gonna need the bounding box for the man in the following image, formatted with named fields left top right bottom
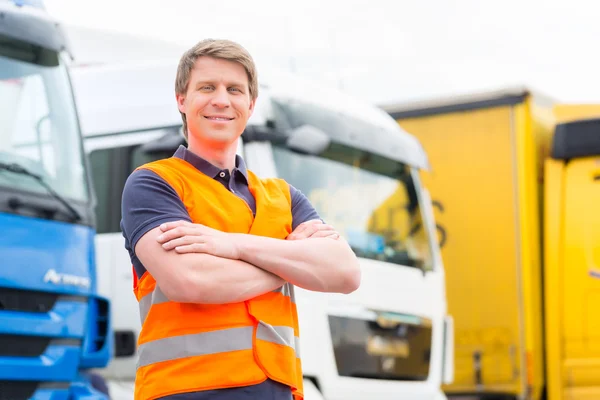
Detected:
left=120, top=38, right=361, bottom=400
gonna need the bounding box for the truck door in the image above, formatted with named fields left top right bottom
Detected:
left=545, top=118, right=600, bottom=400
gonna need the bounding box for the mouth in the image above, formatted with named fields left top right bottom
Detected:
left=204, top=116, right=234, bottom=121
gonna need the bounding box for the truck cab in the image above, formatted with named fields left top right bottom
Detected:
left=544, top=118, right=600, bottom=400
left=0, top=1, right=112, bottom=399
left=71, top=60, right=453, bottom=400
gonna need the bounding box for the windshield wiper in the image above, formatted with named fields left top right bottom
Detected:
left=349, top=373, right=427, bottom=381
left=0, top=162, right=81, bottom=222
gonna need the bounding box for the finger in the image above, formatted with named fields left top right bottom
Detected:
left=174, top=243, right=209, bottom=254
left=286, top=231, right=303, bottom=241
left=309, top=230, right=338, bottom=238
left=293, top=219, right=323, bottom=235
left=160, top=220, right=192, bottom=232
left=286, top=232, right=303, bottom=240
left=288, top=225, right=334, bottom=240
left=156, top=226, right=199, bottom=243
left=293, top=222, right=331, bottom=240
left=307, top=230, right=339, bottom=239
left=303, top=223, right=335, bottom=238
left=162, top=235, right=206, bottom=250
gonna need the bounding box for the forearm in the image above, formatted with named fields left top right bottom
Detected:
left=177, top=253, right=285, bottom=304
left=234, top=234, right=360, bottom=293
left=136, top=225, right=285, bottom=304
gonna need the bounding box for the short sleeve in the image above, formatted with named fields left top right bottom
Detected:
left=289, top=184, right=322, bottom=230
left=120, top=169, right=191, bottom=253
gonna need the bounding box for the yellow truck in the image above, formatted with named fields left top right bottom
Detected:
left=381, top=88, right=600, bottom=400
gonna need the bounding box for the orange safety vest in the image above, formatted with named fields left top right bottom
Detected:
left=131, top=157, right=303, bottom=400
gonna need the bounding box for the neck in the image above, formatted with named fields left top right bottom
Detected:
left=187, top=138, right=238, bottom=171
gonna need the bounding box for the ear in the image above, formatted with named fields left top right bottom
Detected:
left=248, top=98, right=256, bottom=117
left=176, top=93, right=186, bottom=114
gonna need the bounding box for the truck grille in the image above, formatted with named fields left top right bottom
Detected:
left=0, top=335, right=50, bottom=357
left=0, top=381, right=69, bottom=400
left=0, top=287, right=58, bottom=313
left=0, top=381, right=37, bottom=400
left=0, top=335, right=81, bottom=357
left=329, top=313, right=432, bottom=381
left=92, top=297, right=110, bottom=352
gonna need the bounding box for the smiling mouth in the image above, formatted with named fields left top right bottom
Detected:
left=204, top=116, right=234, bottom=121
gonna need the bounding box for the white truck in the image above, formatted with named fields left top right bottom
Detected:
left=71, top=59, right=454, bottom=400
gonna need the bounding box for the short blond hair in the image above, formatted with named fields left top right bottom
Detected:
left=175, top=39, right=258, bottom=140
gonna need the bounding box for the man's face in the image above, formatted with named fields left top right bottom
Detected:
left=177, top=56, right=255, bottom=147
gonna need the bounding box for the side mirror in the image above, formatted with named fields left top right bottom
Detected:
left=114, top=330, right=136, bottom=357
left=286, top=124, right=330, bottom=155
left=442, top=315, right=455, bottom=384
left=138, top=129, right=184, bottom=154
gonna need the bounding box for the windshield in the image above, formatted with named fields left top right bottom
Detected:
left=269, top=97, right=434, bottom=269
left=0, top=34, right=88, bottom=202
left=272, top=143, right=433, bottom=270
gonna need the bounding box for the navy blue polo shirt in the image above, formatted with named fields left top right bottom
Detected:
left=120, top=145, right=319, bottom=400
left=121, top=145, right=320, bottom=279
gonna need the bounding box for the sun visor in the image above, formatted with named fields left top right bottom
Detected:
left=0, top=2, right=72, bottom=56
left=552, top=117, right=600, bottom=160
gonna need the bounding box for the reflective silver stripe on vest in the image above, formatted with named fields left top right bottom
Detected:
left=257, top=322, right=300, bottom=358
left=294, top=336, right=301, bottom=358
left=137, top=326, right=254, bottom=368
left=272, top=283, right=296, bottom=304
left=272, top=285, right=289, bottom=296
left=139, top=286, right=169, bottom=325
left=288, top=284, right=297, bottom=304
left=137, top=286, right=301, bottom=367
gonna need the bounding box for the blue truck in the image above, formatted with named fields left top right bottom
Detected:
left=0, top=0, right=112, bottom=399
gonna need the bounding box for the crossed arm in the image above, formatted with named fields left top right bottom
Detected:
left=135, top=220, right=361, bottom=304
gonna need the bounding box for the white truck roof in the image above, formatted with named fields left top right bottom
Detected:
left=71, top=59, right=429, bottom=169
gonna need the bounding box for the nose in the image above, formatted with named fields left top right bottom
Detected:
left=210, top=86, right=230, bottom=108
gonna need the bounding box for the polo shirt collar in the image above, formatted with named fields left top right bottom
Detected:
left=173, top=145, right=248, bottom=182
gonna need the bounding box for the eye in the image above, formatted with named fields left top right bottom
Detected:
left=199, top=85, right=214, bottom=91
left=228, top=87, right=241, bottom=93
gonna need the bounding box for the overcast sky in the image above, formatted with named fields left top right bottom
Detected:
left=45, top=0, right=600, bottom=106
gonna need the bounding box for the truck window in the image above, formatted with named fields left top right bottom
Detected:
left=269, top=97, right=434, bottom=270
left=88, top=132, right=176, bottom=234
left=0, top=34, right=88, bottom=202
left=89, top=146, right=129, bottom=234
left=272, top=143, right=433, bottom=270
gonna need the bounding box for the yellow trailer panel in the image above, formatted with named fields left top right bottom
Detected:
left=385, top=90, right=547, bottom=399
left=384, top=90, right=600, bottom=400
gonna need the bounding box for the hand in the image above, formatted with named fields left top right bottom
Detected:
left=156, top=220, right=240, bottom=259
left=286, top=219, right=340, bottom=241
